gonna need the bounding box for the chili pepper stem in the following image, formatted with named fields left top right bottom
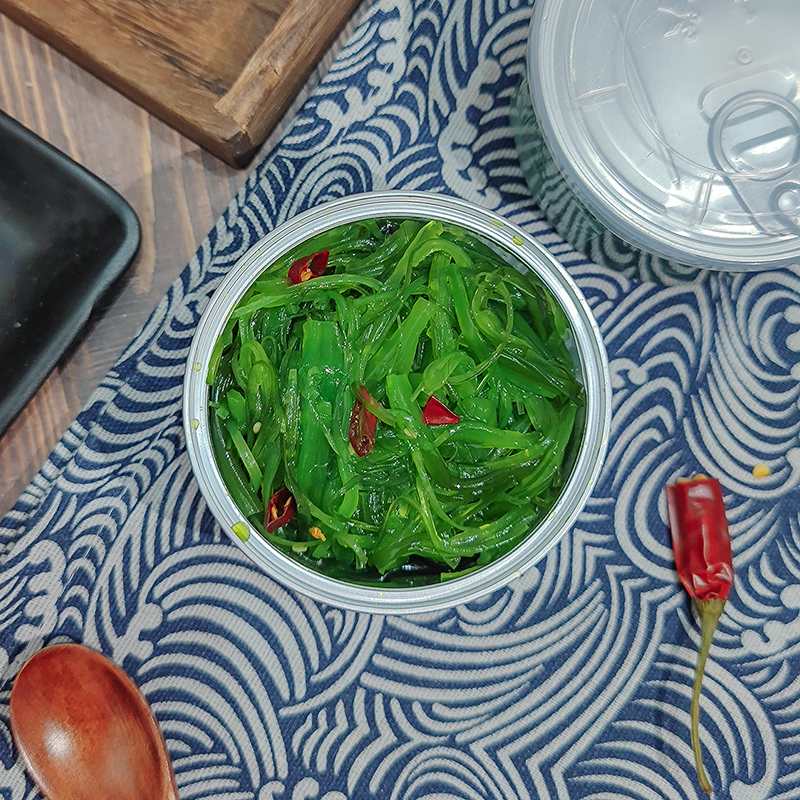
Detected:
left=691, top=597, right=725, bottom=794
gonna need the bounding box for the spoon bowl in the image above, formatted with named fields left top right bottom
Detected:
left=10, top=643, right=178, bottom=800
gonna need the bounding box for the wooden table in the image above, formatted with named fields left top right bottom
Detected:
left=0, top=11, right=351, bottom=518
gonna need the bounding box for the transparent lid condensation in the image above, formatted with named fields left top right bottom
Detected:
left=530, top=0, right=800, bottom=271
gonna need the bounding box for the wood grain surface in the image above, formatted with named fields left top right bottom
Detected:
left=0, top=0, right=363, bottom=165
left=0, top=6, right=364, bottom=519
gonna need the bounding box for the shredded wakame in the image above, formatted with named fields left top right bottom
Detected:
left=207, top=218, right=584, bottom=586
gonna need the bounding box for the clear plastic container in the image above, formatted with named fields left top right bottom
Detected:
left=512, top=0, right=800, bottom=273
left=183, top=192, right=611, bottom=614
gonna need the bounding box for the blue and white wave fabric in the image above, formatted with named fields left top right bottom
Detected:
left=2, top=1, right=799, bottom=799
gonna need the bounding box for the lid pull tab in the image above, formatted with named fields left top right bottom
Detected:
left=709, top=91, right=800, bottom=235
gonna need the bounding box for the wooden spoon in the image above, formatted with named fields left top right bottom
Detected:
left=9, top=643, right=178, bottom=800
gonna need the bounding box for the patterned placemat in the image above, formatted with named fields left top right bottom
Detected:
left=2, top=2, right=799, bottom=798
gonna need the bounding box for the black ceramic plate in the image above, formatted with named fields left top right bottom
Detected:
left=0, top=111, right=141, bottom=436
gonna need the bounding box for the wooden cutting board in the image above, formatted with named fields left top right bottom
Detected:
left=0, top=0, right=363, bottom=167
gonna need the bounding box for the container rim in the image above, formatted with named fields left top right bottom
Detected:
left=183, top=191, right=612, bottom=614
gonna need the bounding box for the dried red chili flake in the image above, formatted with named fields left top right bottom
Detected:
left=349, top=386, right=378, bottom=457
left=287, top=250, right=329, bottom=284
left=422, top=395, right=460, bottom=425
left=666, top=474, right=733, bottom=794
left=266, top=487, right=296, bottom=532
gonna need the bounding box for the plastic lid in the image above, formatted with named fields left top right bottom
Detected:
left=529, top=0, right=800, bottom=271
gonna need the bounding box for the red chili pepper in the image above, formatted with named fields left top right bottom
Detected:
left=287, top=250, right=329, bottom=284
left=349, top=386, right=378, bottom=457
left=422, top=395, right=460, bottom=425
left=266, top=487, right=296, bottom=532
left=666, top=474, right=733, bottom=794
